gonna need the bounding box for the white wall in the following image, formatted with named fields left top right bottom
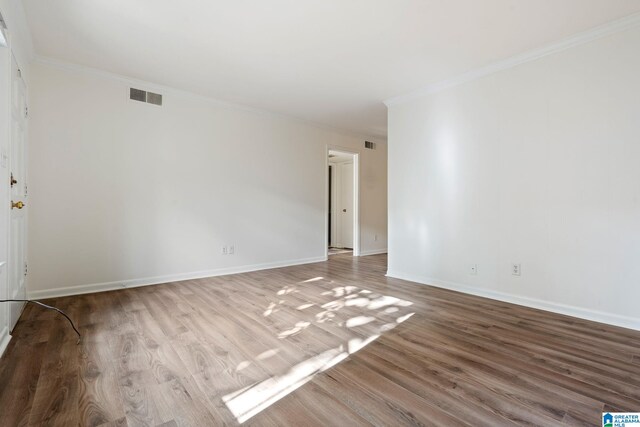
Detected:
left=27, top=60, right=387, bottom=298
left=387, top=26, right=640, bottom=329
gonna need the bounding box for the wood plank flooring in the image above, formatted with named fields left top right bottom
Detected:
left=1, top=253, right=639, bottom=426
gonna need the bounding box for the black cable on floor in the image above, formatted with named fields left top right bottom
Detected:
left=0, top=299, right=81, bottom=344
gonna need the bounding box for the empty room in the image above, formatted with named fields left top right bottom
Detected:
left=0, top=1, right=639, bottom=426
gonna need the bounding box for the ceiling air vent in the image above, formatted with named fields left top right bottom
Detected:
left=365, top=141, right=376, bottom=150
left=129, top=88, right=163, bottom=106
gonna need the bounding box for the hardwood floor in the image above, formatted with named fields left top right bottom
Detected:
left=1, top=253, right=639, bottom=426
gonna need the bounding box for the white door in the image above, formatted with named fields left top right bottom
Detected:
left=340, top=162, right=354, bottom=249
left=8, top=56, right=27, bottom=331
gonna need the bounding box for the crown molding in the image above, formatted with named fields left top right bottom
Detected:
left=385, top=12, right=640, bottom=107
left=32, top=55, right=387, bottom=143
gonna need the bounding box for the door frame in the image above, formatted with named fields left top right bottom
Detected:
left=0, top=22, right=9, bottom=350
left=325, top=146, right=359, bottom=258
left=7, top=51, right=27, bottom=332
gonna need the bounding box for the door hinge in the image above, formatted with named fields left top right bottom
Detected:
left=25, top=106, right=28, bottom=118
left=24, top=183, right=27, bottom=197
left=24, top=262, right=27, bottom=276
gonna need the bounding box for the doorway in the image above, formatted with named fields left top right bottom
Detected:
left=8, top=54, right=27, bottom=331
left=327, top=149, right=358, bottom=256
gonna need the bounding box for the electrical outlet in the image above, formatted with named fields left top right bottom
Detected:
left=512, top=263, right=521, bottom=276
left=222, top=246, right=228, bottom=255
left=470, top=264, right=478, bottom=275
left=229, top=245, right=235, bottom=255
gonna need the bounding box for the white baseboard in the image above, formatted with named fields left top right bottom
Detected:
left=0, top=326, right=10, bottom=359
left=359, top=248, right=388, bottom=256
left=386, top=270, right=640, bottom=332
left=28, top=256, right=328, bottom=300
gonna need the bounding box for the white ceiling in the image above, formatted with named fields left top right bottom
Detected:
left=23, top=0, right=640, bottom=139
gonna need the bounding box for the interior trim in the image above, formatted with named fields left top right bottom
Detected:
left=32, top=55, right=386, bottom=143
left=386, top=269, right=640, bottom=331
left=0, top=326, right=10, bottom=359
left=28, top=256, right=328, bottom=300
left=384, top=12, right=640, bottom=106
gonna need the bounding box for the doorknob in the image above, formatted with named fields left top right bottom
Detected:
left=11, top=200, right=25, bottom=209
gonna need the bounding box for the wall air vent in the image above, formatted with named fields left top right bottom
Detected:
left=129, top=88, right=163, bottom=106
left=130, top=88, right=146, bottom=102
left=365, top=141, right=376, bottom=150
left=146, top=91, right=163, bottom=106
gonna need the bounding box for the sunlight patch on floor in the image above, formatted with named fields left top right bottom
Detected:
left=222, top=283, right=415, bottom=423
